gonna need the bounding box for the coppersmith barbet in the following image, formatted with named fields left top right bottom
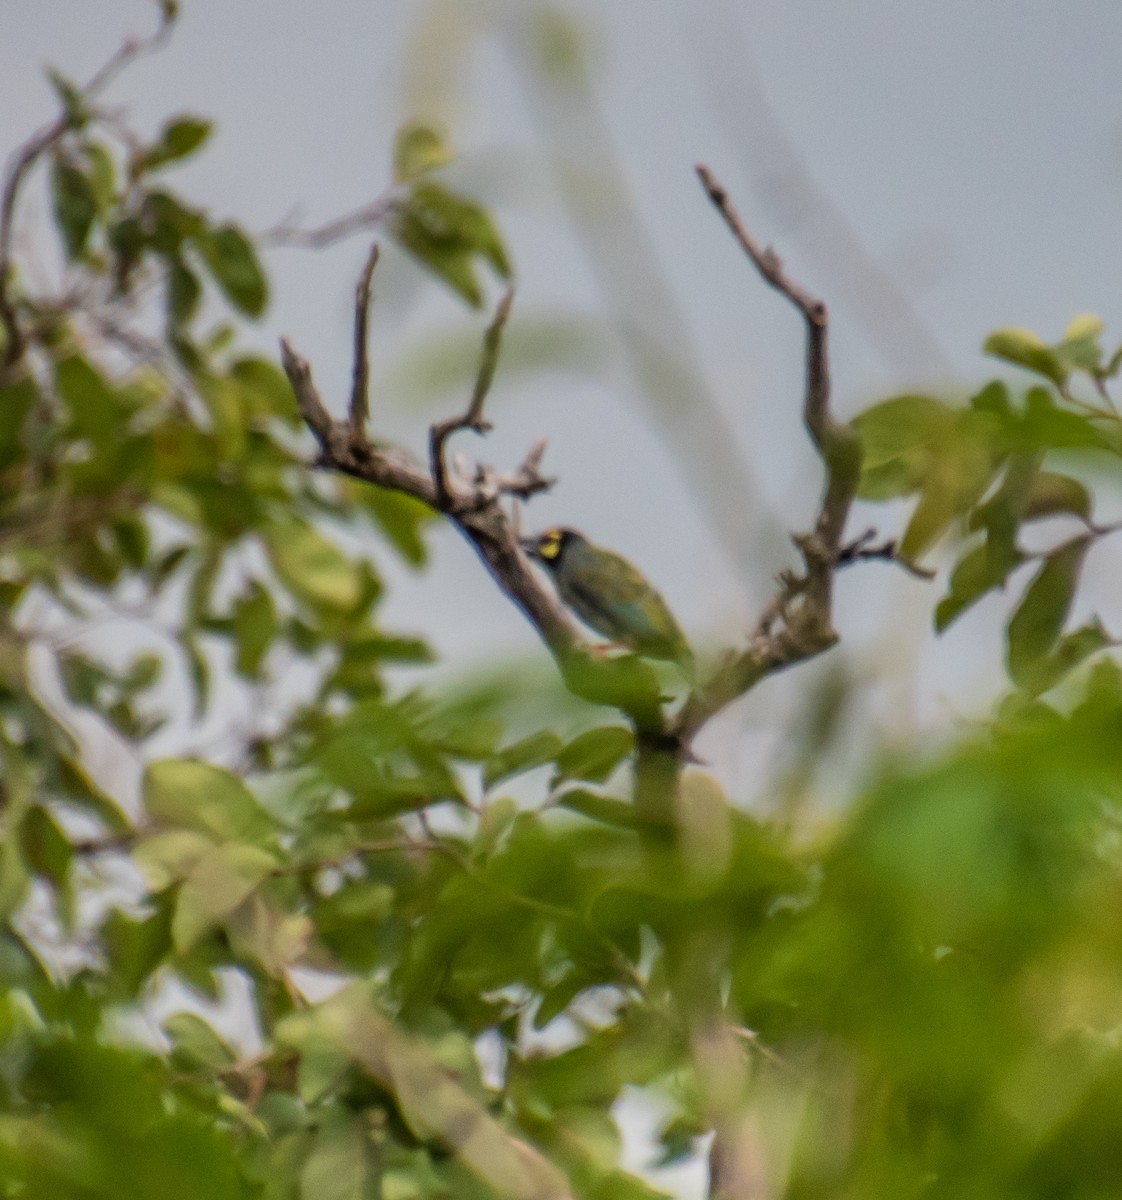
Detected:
left=522, top=527, right=692, bottom=672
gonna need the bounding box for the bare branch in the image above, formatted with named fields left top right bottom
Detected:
left=674, top=168, right=866, bottom=744
left=493, top=436, right=556, bottom=501
left=349, top=240, right=380, bottom=439
left=0, top=8, right=176, bottom=372
left=261, top=191, right=398, bottom=249
left=429, top=287, right=513, bottom=509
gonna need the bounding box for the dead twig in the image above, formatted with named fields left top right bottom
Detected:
left=675, top=167, right=865, bottom=744
left=349, top=240, right=380, bottom=439
left=429, top=286, right=513, bottom=509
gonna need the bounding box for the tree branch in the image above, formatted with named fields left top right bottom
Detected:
left=349, top=240, right=379, bottom=438
left=675, top=167, right=865, bottom=745
left=429, top=286, right=512, bottom=508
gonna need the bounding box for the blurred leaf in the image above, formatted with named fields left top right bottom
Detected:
left=1006, top=537, right=1091, bottom=687
left=232, top=581, right=277, bottom=679
left=1023, top=471, right=1092, bottom=522
left=935, top=540, right=1024, bottom=633
left=164, top=1011, right=235, bottom=1071
left=389, top=315, right=610, bottom=408
left=172, top=840, right=277, bottom=951
left=553, top=726, right=633, bottom=784
left=484, top=731, right=563, bottom=790
left=19, top=805, right=72, bottom=890
left=852, top=394, right=952, bottom=500
left=393, top=121, right=452, bottom=183
left=1056, top=313, right=1105, bottom=374
left=141, top=115, right=213, bottom=171
left=144, top=758, right=275, bottom=843
left=46, top=68, right=86, bottom=127
left=263, top=519, right=363, bottom=612
left=392, top=181, right=510, bottom=307
left=196, top=223, right=268, bottom=316
left=985, top=327, right=1068, bottom=387
left=51, top=156, right=97, bottom=259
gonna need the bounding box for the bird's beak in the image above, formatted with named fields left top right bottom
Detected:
left=519, top=537, right=539, bottom=557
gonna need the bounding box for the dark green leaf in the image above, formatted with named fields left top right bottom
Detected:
left=167, top=258, right=202, bottom=327
left=1006, top=537, right=1091, bottom=686
left=196, top=223, right=268, bottom=317
left=935, top=541, right=1023, bottom=634
left=19, top=805, right=72, bottom=888
left=141, top=116, right=213, bottom=171
left=51, top=157, right=97, bottom=259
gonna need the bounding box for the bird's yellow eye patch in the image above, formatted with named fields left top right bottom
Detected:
left=538, top=529, right=562, bottom=560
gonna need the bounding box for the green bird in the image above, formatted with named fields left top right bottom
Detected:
left=522, top=527, right=693, bottom=671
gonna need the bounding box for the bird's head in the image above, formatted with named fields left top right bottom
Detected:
left=520, top=526, right=580, bottom=570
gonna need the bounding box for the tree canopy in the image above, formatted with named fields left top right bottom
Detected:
left=4, top=9, right=1122, bottom=1200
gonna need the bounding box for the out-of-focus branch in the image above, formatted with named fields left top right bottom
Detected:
left=261, top=192, right=398, bottom=249
left=349, top=241, right=380, bottom=438
left=0, top=7, right=176, bottom=373
left=429, top=286, right=511, bottom=507
left=675, top=167, right=865, bottom=745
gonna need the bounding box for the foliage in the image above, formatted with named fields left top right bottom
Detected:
left=4, top=18, right=1122, bottom=1200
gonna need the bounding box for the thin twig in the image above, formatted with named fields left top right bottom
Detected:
left=675, top=168, right=865, bottom=744
left=835, top=527, right=936, bottom=580
left=261, top=191, right=399, bottom=249
left=429, top=287, right=513, bottom=508
left=349, top=240, right=380, bottom=439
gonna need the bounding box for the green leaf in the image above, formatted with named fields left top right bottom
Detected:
left=484, top=731, right=563, bottom=790
left=393, top=121, right=452, bottom=183
left=392, top=181, right=510, bottom=308
left=46, top=68, right=86, bottom=127
left=144, top=758, right=275, bottom=843
left=852, top=394, right=952, bottom=500
left=935, top=541, right=1023, bottom=634
left=51, top=156, right=97, bottom=259
left=141, top=116, right=213, bottom=171
left=263, top=520, right=363, bottom=612
left=1016, top=619, right=1113, bottom=697
left=1055, top=313, right=1105, bottom=374
left=232, top=581, right=277, bottom=679
left=1023, top=471, right=1092, bottom=522
left=556, top=788, right=636, bottom=828
left=301, top=1111, right=372, bottom=1200
left=102, top=904, right=173, bottom=997
left=172, top=841, right=277, bottom=952
left=984, top=327, right=1068, bottom=387
left=196, top=223, right=268, bottom=317
left=19, top=805, right=72, bottom=889
left=356, top=485, right=434, bottom=567
left=1006, top=537, right=1091, bottom=687
left=168, top=258, right=202, bottom=327
left=164, top=1011, right=235, bottom=1070
left=553, top=726, right=634, bottom=784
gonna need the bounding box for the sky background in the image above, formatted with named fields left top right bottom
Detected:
left=6, top=3, right=1122, bottom=1195
left=5, top=0, right=1122, bottom=785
